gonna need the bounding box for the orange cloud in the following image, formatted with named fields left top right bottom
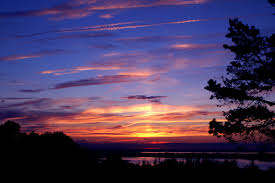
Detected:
left=99, top=13, right=115, bottom=19
left=170, top=43, right=219, bottom=50
left=55, top=122, right=212, bottom=140
left=1, top=98, right=224, bottom=143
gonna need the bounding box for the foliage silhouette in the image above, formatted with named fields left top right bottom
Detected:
left=205, top=1, right=275, bottom=143
left=0, top=121, right=98, bottom=172
left=269, top=0, right=275, bottom=7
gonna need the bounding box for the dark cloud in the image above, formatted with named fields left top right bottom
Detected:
left=108, top=125, right=123, bottom=129
left=18, top=89, right=44, bottom=93
left=0, top=97, right=101, bottom=110
left=0, top=97, right=34, bottom=100
left=0, top=110, right=25, bottom=120
left=2, top=98, right=50, bottom=108
left=0, top=109, right=77, bottom=132
left=52, top=74, right=148, bottom=89
left=0, top=10, right=42, bottom=18
left=124, top=95, right=168, bottom=103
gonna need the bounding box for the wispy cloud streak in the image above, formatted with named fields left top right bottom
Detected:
left=18, top=89, right=44, bottom=93
left=33, top=32, right=115, bottom=42
left=0, top=49, right=67, bottom=62
left=5, top=19, right=204, bottom=41
left=71, top=19, right=205, bottom=32
left=52, top=74, right=150, bottom=89
left=0, top=0, right=210, bottom=20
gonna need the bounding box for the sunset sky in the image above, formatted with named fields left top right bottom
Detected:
left=0, top=0, right=274, bottom=144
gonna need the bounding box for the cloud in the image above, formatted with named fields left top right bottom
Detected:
left=117, top=35, right=193, bottom=43
left=0, top=0, right=210, bottom=20
left=76, top=18, right=204, bottom=32
left=0, top=109, right=77, bottom=132
left=52, top=74, right=150, bottom=89
left=9, top=22, right=135, bottom=40
left=124, top=95, right=168, bottom=103
left=83, top=103, right=200, bottom=116
left=170, top=43, right=220, bottom=50
left=0, top=101, right=224, bottom=142
left=6, top=18, right=204, bottom=41
left=40, top=63, right=129, bottom=76
left=40, top=62, right=125, bottom=76
left=0, top=1, right=93, bottom=20
left=17, top=89, right=44, bottom=93
left=86, top=0, right=210, bottom=10
left=40, top=51, right=151, bottom=76
left=151, top=111, right=222, bottom=121
left=33, top=32, right=115, bottom=42
left=0, top=97, right=34, bottom=101
left=99, top=13, right=115, bottom=19
left=0, top=49, right=67, bottom=62
left=0, top=97, right=100, bottom=111
left=118, top=71, right=157, bottom=77
left=2, top=98, right=50, bottom=108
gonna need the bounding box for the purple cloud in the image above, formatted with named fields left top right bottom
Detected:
left=0, top=1, right=92, bottom=20
left=18, top=89, right=44, bottom=93
left=52, top=74, right=149, bottom=89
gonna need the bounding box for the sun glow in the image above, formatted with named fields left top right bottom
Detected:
left=133, top=126, right=169, bottom=138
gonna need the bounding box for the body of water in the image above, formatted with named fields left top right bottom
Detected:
left=122, top=156, right=275, bottom=170
left=141, top=151, right=275, bottom=155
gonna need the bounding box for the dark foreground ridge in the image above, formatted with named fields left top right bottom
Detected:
left=1, top=120, right=275, bottom=179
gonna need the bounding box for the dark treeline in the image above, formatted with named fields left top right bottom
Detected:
left=1, top=120, right=275, bottom=179
left=0, top=121, right=98, bottom=172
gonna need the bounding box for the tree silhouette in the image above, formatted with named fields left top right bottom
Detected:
left=0, top=121, right=98, bottom=171
left=0, top=120, right=22, bottom=146
left=205, top=10, right=275, bottom=142
left=269, top=0, right=275, bottom=7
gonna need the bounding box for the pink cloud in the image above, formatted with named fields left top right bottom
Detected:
left=87, top=0, right=210, bottom=11
left=0, top=0, right=211, bottom=20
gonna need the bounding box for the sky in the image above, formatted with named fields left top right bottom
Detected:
left=0, top=0, right=274, bottom=144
